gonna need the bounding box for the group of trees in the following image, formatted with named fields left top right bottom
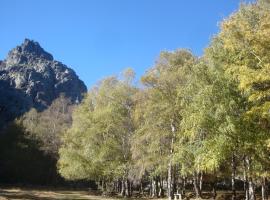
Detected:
left=1, top=0, right=269, bottom=199
left=22, top=94, right=73, bottom=158
left=57, top=1, right=270, bottom=199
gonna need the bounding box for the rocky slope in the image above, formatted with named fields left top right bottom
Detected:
left=0, top=39, right=87, bottom=125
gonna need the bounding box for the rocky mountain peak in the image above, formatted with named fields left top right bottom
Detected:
left=0, top=39, right=87, bottom=126
left=5, top=39, right=53, bottom=66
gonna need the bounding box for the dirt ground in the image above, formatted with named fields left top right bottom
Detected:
left=0, top=188, right=150, bottom=200
left=0, top=188, right=264, bottom=200
left=0, top=188, right=117, bottom=200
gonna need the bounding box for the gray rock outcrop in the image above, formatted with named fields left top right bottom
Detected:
left=0, top=39, right=87, bottom=125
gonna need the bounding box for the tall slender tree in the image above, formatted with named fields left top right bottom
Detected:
left=58, top=69, right=137, bottom=196
left=132, top=50, right=196, bottom=200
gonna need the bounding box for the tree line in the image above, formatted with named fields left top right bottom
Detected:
left=57, top=1, right=270, bottom=199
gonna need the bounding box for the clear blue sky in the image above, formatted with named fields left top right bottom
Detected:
left=0, top=0, right=253, bottom=88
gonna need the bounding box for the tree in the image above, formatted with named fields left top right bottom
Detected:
left=206, top=1, right=270, bottom=199
left=179, top=58, right=249, bottom=199
left=132, top=50, right=196, bottom=200
left=58, top=69, right=137, bottom=196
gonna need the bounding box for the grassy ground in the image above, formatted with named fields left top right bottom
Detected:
left=0, top=188, right=113, bottom=200
left=0, top=187, right=162, bottom=200
left=0, top=188, right=263, bottom=200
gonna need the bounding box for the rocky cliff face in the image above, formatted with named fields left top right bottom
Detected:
left=0, top=39, right=87, bottom=125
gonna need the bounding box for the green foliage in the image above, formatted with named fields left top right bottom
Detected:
left=132, top=50, right=196, bottom=179
left=58, top=70, right=137, bottom=182
left=179, top=60, right=245, bottom=173
left=206, top=0, right=270, bottom=180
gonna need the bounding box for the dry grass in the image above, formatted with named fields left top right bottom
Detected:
left=0, top=188, right=115, bottom=200
left=0, top=188, right=263, bottom=200
left=0, top=187, right=164, bottom=200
